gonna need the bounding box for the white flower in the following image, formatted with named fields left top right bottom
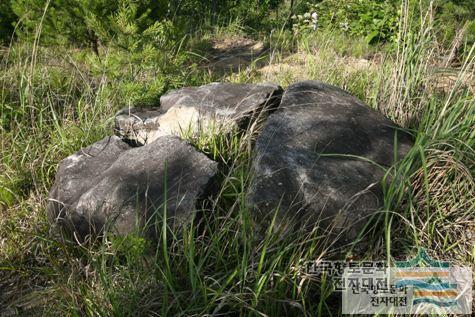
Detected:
left=311, top=12, right=318, bottom=31
left=340, top=21, right=349, bottom=32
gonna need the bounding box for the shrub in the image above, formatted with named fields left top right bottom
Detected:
left=293, top=0, right=399, bottom=44
left=0, top=1, right=16, bottom=44
left=10, top=0, right=172, bottom=53
left=433, top=0, right=475, bottom=52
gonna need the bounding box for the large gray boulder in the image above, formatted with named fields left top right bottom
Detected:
left=48, top=136, right=131, bottom=235
left=48, top=136, right=218, bottom=240
left=115, top=82, right=282, bottom=145
left=248, top=81, right=413, bottom=243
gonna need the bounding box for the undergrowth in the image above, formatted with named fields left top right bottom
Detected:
left=0, top=1, right=474, bottom=316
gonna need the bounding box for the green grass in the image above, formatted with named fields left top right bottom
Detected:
left=1, top=5, right=474, bottom=316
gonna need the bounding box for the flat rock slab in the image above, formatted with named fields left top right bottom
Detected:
left=48, top=136, right=218, bottom=240
left=115, top=82, right=282, bottom=145
left=248, top=81, right=413, bottom=243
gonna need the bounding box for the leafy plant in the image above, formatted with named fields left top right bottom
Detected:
left=293, top=0, right=399, bottom=44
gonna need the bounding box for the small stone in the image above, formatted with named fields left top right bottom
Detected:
left=115, top=107, right=164, bottom=146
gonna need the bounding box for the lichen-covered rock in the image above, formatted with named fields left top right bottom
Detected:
left=48, top=136, right=218, bottom=240
left=248, top=81, right=413, bottom=243
left=114, top=107, right=163, bottom=146
left=115, top=82, right=282, bottom=145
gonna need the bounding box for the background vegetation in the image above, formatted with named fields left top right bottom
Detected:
left=1, top=0, right=474, bottom=316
